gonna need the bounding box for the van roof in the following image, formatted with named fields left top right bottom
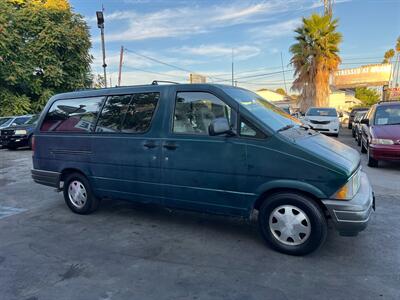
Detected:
left=53, top=83, right=233, bottom=100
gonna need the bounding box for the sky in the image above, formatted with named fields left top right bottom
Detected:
left=69, top=0, right=400, bottom=92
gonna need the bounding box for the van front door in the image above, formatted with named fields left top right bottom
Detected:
left=161, top=90, right=251, bottom=216
left=91, top=91, right=163, bottom=204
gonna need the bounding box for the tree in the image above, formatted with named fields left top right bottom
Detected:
left=383, top=49, right=395, bottom=64
left=0, top=0, right=92, bottom=116
left=290, top=13, right=342, bottom=112
left=355, top=87, right=380, bottom=107
left=275, top=88, right=287, bottom=96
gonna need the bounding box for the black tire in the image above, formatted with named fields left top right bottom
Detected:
left=352, top=129, right=355, bottom=138
left=6, top=146, right=18, bottom=150
left=361, top=140, right=367, bottom=153
left=258, top=192, right=327, bottom=256
left=367, top=146, right=378, bottom=167
left=63, top=172, right=99, bottom=214
left=357, top=135, right=361, bottom=146
left=28, top=135, right=33, bottom=149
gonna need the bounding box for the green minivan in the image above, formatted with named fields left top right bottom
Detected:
left=32, top=83, right=375, bottom=255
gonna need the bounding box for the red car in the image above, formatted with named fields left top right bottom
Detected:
left=360, top=101, right=400, bottom=167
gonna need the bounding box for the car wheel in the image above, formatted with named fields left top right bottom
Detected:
left=63, top=172, right=99, bottom=214
left=28, top=135, right=33, bottom=149
left=258, top=192, right=327, bottom=256
left=352, top=129, right=355, bottom=138
left=367, top=146, right=378, bottom=168
left=361, top=139, right=367, bottom=153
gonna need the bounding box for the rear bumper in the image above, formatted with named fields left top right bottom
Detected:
left=31, top=169, right=61, bottom=188
left=322, top=172, right=374, bottom=236
left=369, top=144, right=400, bottom=161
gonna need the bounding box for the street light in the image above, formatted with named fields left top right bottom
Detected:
left=96, top=10, right=107, bottom=88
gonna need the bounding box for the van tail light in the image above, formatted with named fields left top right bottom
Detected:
left=31, top=135, right=35, bottom=152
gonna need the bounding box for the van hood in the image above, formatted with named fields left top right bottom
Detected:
left=371, top=124, right=400, bottom=140
left=304, top=116, right=338, bottom=122
left=295, top=132, right=360, bottom=177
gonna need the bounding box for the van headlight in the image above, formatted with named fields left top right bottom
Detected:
left=331, top=169, right=361, bottom=200
left=15, top=129, right=27, bottom=135
left=371, top=138, right=393, bottom=145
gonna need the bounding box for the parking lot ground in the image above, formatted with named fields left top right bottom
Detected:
left=0, top=129, right=399, bottom=300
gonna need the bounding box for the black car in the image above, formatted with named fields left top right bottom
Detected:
left=348, top=107, right=368, bottom=129
left=0, top=115, right=39, bottom=150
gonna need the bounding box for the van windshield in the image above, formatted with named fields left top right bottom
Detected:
left=0, top=118, right=12, bottom=126
left=223, top=87, right=299, bottom=132
left=306, top=108, right=337, bottom=117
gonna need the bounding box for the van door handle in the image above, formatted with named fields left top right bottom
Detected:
left=144, top=141, right=158, bottom=149
left=163, top=142, right=178, bottom=150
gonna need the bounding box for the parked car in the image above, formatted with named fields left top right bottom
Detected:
left=360, top=101, right=400, bottom=167
left=0, top=115, right=33, bottom=130
left=303, top=107, right=340, bottom=137
left=348, top=107, right=369, bottom=129
left=31, top=84, right=374, bottom=255
left=0, top=114, right=39, bottom=150
left=352, top=110, right=368, bottom=138
left=354, top=112, right=368, bottom=146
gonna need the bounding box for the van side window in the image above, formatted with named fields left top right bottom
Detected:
left=240, top=117, right=266, bottom=138
left=173, top=92, right=231, bottom=134
left=41, top=97, right=105, bottom=132
left=121, top=92, right=159, bottom=133
left=96, top=95, right=132, bottom=132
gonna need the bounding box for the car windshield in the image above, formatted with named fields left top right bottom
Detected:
left=374, top=104, right=400, bottom=125
left=0, top=117, right=12, bottom=126
left=25, top=115, right=39, bottom=125
left=223, top=87, right=300, bottom=132
left=306, top=108, right=337, bottom=117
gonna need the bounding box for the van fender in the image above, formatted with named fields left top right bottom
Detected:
left=254, top=179, right=327, bottom=202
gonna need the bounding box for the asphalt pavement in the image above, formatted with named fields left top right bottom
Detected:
left=0, top=128, right=399, bottom=300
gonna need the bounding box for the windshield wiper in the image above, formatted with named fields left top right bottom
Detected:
left=277, top=124, right=294, bottom=132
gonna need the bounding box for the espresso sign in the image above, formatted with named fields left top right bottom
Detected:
left=333, top=64, right=392, bottom=88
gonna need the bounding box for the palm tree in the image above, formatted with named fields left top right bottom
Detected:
left=383, top=49, right=395, bottom=64
left=290, top=13, right=342, bottom=111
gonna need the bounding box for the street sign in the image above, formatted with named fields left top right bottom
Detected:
left=388, top=87, right=400, bottom=100
left=190, top=74, right=206, bottom=84
left=333, top=64, right=392, bottom=88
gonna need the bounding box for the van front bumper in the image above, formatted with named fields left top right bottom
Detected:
left=322, top=172, right=375, bottom=236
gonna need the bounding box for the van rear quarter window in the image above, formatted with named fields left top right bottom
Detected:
left=96, top=92, right=159, bottom=133
left=41, top=97, right=105, bottom=132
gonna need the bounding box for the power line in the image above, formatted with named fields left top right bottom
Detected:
left=122, top=65, right=188, bottom=80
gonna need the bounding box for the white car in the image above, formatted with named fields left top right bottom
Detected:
left=303, top=107, right=340, bottom=137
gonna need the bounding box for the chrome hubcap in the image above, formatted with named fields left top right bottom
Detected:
left=68, top=180, right=87, bottom=209
left=269, top=205, right=311, bottom=246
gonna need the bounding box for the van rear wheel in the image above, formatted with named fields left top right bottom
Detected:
left=258, top=192, right=327, bottom=256
left=63, top=172, right=99, bottom=214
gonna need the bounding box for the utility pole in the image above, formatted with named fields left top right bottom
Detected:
left=118, top=46, right=124, bottom=86
left=322, top=0, right=333, bottom=16
left=231, top=48, right=234, bottom=86
left=96, top=8, right=107, bottom=88
left=280, top=52, right=288, bottom=95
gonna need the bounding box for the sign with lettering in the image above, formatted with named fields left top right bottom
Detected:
left=333, top=64, right=392, bottom=88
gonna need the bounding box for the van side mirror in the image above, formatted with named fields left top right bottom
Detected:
left=361, top=118, right=369, bottom=126
left=209, top=118, right=234, bottom=136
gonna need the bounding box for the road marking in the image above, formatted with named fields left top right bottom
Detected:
left=0, top=206, right=27, bottom=220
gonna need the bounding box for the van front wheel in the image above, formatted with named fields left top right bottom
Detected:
left=258, top=192, right=327, bottom=256
left=63, top=173, right=99, bottom=214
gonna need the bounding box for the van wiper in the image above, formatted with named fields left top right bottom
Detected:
left=277, top=124, right=294, bottom=132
